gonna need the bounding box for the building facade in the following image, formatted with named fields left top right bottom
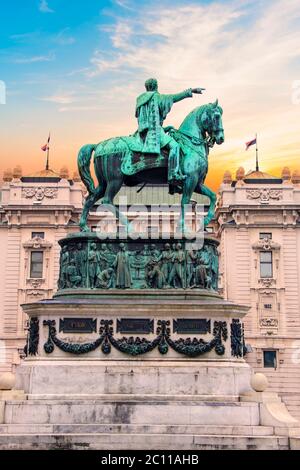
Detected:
left=215, top=166, right=300, bottom=419
left=0, top=166, right=83, bottom=373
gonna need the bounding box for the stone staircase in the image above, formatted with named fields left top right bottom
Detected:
left=0, top=396, right=296, bottom=450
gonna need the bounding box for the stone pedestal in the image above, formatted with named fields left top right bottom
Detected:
left=18, top=289, right=250, bottom=398
left=1, top=234, right=298, bottom=450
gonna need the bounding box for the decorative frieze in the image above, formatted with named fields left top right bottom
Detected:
left=258, top=278, right=276, bottom=287
left=43, top=319, right=228, bottom=358
left=23, top=237, right=52, bottom=251
left=22, top=187, right=58, bottom=201
left=252, top=239, right=281, bottom=252
left=24, top=317, right=39, bottom=356
left=26, top=290, right=46, bottom=298
left=26, top=279, right=45, bottom=289
left=230, top=319, right=244, bottom=357
left=57, top=235, right=219, bottom=292
left=246, top=189, right=282, bottom=203
left=260, top=318, right=278, bottom=328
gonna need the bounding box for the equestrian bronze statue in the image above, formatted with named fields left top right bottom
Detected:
left=78, top=78, right=224, bottom=232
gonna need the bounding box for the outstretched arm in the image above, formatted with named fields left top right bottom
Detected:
left=172, top=88, right=192, bottom=103
left=172, top=87, right=205, bottom=103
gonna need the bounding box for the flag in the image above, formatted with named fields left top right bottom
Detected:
left=41, top=133, right=50, bottom=152
left=245, top=137, right=256, bottom=150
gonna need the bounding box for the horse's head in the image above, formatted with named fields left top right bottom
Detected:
left=199, top=100, right=224, bottom=146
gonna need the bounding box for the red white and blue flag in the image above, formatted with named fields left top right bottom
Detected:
left=41, top=133, right=50, bottom=152
left=245, top=137, right=256, bottom=150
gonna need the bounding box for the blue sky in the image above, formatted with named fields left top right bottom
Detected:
left=0, top=0, right=300, bottom=186
left=0, top=1, right=119, bottom=94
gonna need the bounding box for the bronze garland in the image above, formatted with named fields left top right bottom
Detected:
left=43, top=319, right=228, bottom=357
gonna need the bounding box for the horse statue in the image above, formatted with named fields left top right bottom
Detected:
left=78, top=100, right=224, bottom=233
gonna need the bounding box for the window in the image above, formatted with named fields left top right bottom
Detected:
left=260, top=251, right=273, bottom=278
left=263, top=350, right=277, bottom=368
left=259, top=232, right=272, bottom=240
left=32, top=232, right=45, bottom=239
left=30, top=251, right=43, bottom=278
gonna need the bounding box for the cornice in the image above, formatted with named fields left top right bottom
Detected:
left=216, top=205, right=300, bottom=212
left=1, top=204, right=79, bottom=211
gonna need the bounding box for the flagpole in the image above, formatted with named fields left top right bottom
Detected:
left=255, top=133, right=259, bottom=172
left=46, top=146, right=49, bottom=171
left=46, top=132, right=50, bottom=171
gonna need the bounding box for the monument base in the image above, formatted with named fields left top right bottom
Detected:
left=15, top=360, right=251, bottom=398
left=0, top=290, right=298, bottom=449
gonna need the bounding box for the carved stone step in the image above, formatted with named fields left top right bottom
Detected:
left=26, top=393, right=240, bottom=402
left=4, top=400, right=259, bottom=426
left=0, top=423, right=275, bottom=436
left=0, top=433, right=290, bottom=450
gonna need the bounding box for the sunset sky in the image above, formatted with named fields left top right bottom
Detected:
left=0, top=0, right=299, bottom=190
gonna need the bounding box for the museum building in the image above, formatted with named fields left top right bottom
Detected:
left=215, top=166, right=300, bottom=419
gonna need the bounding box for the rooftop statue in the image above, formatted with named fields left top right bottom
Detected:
left=78, top=78, right=224, bottom=233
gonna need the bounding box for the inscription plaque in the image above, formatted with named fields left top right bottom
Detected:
left=59, top=318, right=97, bottom=334
left=173, top=319, right=211, bottom=334
left=117, top=318, right=154, bottom=334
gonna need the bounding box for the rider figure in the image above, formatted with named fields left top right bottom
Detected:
left=134, top=78, right=205, bottom=191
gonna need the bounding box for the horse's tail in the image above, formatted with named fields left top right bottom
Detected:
left=77, top=144, right=97, bottom=195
